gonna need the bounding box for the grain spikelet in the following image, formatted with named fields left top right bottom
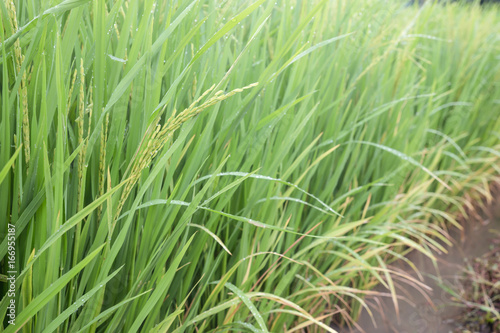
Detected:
left=7, top=0, right=31, bottom=166
left=77, top=59, right=86, bottom=210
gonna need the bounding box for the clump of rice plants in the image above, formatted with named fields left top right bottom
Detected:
left=1, top=0, right=500, bottom=332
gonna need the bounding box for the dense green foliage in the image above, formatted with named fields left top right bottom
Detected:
left=1, top=0, right=499, bottom=331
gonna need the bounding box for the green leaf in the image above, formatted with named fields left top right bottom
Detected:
left=41, top=266, right=124, bottom=333
left=128, top=235, right=195, bottom=333
left=4, top=245, right=106, bottom=333
left=0, top=145, right=21, bottom=186
left=224, top=282, right=269, bottom=333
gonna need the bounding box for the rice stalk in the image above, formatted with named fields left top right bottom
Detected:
left=97, top=113, right=109, bottom=220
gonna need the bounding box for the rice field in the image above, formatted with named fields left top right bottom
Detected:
left=1, top=0, right=500, bottom=332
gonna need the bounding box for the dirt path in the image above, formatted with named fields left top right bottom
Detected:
left=349, top=204, right=500, bottom=333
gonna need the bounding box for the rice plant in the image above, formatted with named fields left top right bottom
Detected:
left=1, top=0, right=499, bottom=332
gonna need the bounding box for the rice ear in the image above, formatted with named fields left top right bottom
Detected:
left=113, top=82, right=258, bottom=222
left=6, top=0, right=31, bottom=167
